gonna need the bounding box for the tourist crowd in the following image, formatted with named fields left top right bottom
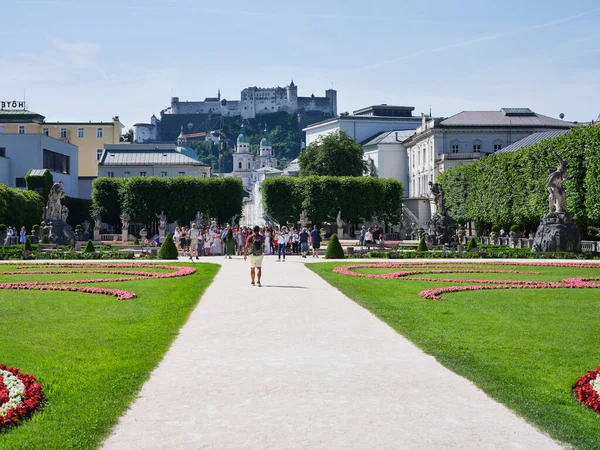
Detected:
left=167, top=224, right=324, bottom=260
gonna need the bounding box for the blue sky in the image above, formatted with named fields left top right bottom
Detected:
left=1, top=0, right=599, bottom=128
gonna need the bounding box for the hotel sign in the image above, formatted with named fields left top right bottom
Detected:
left=1, top=100, right=26, bottom=110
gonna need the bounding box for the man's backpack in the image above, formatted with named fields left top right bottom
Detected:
left=251, top=234, right=264, bottom=256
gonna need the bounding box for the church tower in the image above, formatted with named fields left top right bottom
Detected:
left=232, top=124, right=253, bottom=189
left=258, top=126, right=276, bottom=168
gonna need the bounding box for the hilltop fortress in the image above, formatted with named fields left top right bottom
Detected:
left=134, top=81, right=337, bottom=143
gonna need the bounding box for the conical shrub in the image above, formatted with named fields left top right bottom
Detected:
left=467, top=237, right=477, bottom=251
left=417, top=237, right=428, bottom=252
left=325, top=233, right=344, bottom=259
left=158, top=234, right=179, bottom=260
left=24, top=237, right=32, bottom=252
left=84, top=240, right=96, bottom=253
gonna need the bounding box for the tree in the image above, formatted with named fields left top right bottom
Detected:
left=298, top=131, right=368, bottom=176
left=121, top=128, right=134, bottom=143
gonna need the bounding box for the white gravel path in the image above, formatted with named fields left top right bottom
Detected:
left=102, top=256, right=562, bottom=449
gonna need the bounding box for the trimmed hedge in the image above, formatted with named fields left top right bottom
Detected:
left=0, top=185, right=44, bottom=229
left=262, top=176, right=403, bottom=225
left=438, top=126, right=600, bottom=231
left=92, top=177, right=243, bottom=227
left=324, top=234, right=344, bottom=259
left=25, top=169, right=53, bottom=199
left=417, top=237, right=428, bottom=252
left=84, top=240, right=96, bottom=253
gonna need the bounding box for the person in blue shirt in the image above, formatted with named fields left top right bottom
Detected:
left=359, top=226, right=366, bottom=247
left=310, top=225, right=322, bottom=258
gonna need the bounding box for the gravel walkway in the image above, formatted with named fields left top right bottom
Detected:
left=102, top=256, right=561, bottom=449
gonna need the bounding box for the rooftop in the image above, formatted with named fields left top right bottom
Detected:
left=100, top=148, right=209, bottom=166
left=495, top=130, right=570, bottom=154
left=439, top=109, right=573, bottom=128
left=353, top=105, right=415, bottom=117
left=360, top=130, right=416, bottom=146
left=303, top=114, right=422, bottom=131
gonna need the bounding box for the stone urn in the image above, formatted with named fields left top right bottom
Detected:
left=457, top=229, right=466, bottom=244
left=490, top=232, right=498, bottom=245
left=140, top=229, right=148, bottom=240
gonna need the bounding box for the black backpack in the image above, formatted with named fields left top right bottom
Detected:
left=251, top=234, right=264, bottom=256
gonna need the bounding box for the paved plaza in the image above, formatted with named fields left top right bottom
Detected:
left=102, top=256, right=560, bottom=449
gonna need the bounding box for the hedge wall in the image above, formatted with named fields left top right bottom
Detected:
left=437, top=126, right=600, bottom=231
left=0, top=185, right=44, bottom=229
left=261, top=176, right=403, bottom=225
left=91, top=177, right=243, bottom=227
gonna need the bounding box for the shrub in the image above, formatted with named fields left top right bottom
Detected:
left=158, top=234, right=179, bottom=260
left=41, top=235, right=50, bottom=244
left=134, top=238, right=140, bottom=245
left=0, top=224, right=6, bottom=234
left=510, top=225, right=521, bottom=234
left=491, top=225, right=501, bottom=234
left=24, top=237, right=32, bottom=252
left=84, top=240, right=96, bottom=253
left=32, top=224, right=40, bottom=231
left=467, top=237, right=478, bottom=251
left=417, top=237, right=428, bottom=252
left=324, top=233, right=344, bottom=259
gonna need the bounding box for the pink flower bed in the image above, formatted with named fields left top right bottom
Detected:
left=0, top=263, right=196, bottom=301
left=332, top=261, right=600, bottom=301
left=0, top=365, right=44, bottom=432
left=574, top=366, right=600, bottom=414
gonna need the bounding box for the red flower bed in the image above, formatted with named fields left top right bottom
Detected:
left=0, top=365, right=44, bottom=432
left=574, top=366, right=600, bottom=414
left=333, top=261, right=600, bottom=301
left=0, top=263, right=196, bottom=300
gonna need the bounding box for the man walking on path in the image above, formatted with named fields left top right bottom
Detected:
left=243, top=225, right=265, bottom=287
left=299, top=227, right=310, bottom=258
left=310, top=224, right=322, bottom=258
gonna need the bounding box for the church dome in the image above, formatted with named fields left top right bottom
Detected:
left=237, top=124, right=249, bottom=144
left=260, top=136, right=272, bottom=147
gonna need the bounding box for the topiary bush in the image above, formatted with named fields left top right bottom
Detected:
left=24, top=237, right=32, bottom=252
left=133, top=238, right=140, bottom=245
left=324, top=233, right=344, bottom=259
left=84, top=240, right=95, bottom=253
left=417, top=237, right=428, bottom=252
left=41, top=235, right=49, bottom=244
left=491, top=225, right=501, bottom=234
left=158, top=234, right=179, bottom=260
left=467, top=237, right=478, bottom=251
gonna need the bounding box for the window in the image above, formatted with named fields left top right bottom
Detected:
left=18, top=125, right=25, bottom=134
left=96, top=127, right=103, bottom=138
left=96, top=149, right=103, bottom=161
left=238, top=162, right=242, bottom=169
left=42, top=127, right=49, bottom=136
left=178, top=172, right=185, bottom=176
left=248, top=162, right=251, bottom=169
left=0, top=147, right=5, bottom=158
left=493, top=141, right=503, bottom=151
left=77, top=127, right=84, bottom=138
left=160, top=172, right=167, bottom=177
left=473, top=141, right=482, bottom=152
left=124, top=171, right=131, bottom=178
left=60, top=128, right=67, bottom=138
left=450, top=141, right=460, bottom=153
left=15, top=177, right=26, bottom=188
left=140, top=171, right=146, bottom=177
left=43, top=149, right=70, bottom=174
left=107, top=172, right=114, bottom=177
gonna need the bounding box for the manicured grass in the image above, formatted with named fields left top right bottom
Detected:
left=0, top=262, right=219, bottom=449
left=309, top=261, right=600, bottom=449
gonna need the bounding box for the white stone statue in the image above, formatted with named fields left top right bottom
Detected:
left=546, top=150, right=568, bottom=214
left=156, top=211, right=167, bottom=230
left=299, top=211, right=308, bottom=228
left=43, top=181, right=66, bottom=221
left=94, top=214, right=102, bottom=230
left=336, top=211, right=343, bottom=229
left=120, top=212, right=130, bottom=228
left=194, top=211, right=203, bottom=229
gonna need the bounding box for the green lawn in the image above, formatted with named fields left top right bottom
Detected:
left=309, top=262, right=600, bottom=449
left=0, top=262, right=219, bottom=449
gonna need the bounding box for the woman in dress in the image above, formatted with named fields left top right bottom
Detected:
left=173, top=227, right=181, bottom=251
left=203, top=230, right=211, bottom=256
left=211, top=228, right=223, bottom=255
left=224, top=228, right=236, bottom=259
left=264, top=227, right=271, bottom=255
left=19, top=226, right=27, bottom=244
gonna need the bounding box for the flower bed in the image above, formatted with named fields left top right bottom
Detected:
left=0, top=365, right=44, bottom=432
left=574, top=366, right=600, bottom=414
left=0, top=263, right=196, bottom=300
left=333, top=261, right=600, bottom=301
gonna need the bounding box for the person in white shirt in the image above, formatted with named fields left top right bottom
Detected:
left=276, top=226, right=289, bottom=262
left=364, top=228, right=373, bottom=250
left=189, top=224, right=200, bottom=260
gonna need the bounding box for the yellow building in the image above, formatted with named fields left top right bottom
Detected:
left=0, top=109, right=124, bottom=176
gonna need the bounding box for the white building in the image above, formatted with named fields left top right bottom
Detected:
left=361, top=130, right=415, bottom=186
left=231, top=125, right=277, bottom=191
left=98, top=144, right=211, bottom=178
left=303, top=105, right=422, bottom=146
left=0, top=134, right=79, bottom=197
left=403, top=108, right=574, bottom=199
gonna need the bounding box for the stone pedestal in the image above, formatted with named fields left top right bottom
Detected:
left=337, top=228, right=344, bottom=239
left=159, top=227, right=166, bottom=238
left=121, top=228, right=129, bottom=242
left=43, top=220, right=76, bottom=245
left=93, top=228, right=101, bottom=241
left=532, top=212, right=581, bottom=253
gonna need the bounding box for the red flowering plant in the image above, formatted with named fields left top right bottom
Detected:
left=574, top=366, right=600, bottom=414
left=0, top=365, right=44, bottom=432
left=0, top=263, right=196, bottom=300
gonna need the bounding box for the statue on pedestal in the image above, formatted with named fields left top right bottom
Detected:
left=120, top=212, right=130, bottom=242
left=532, top=150, right=580, bottom=253
left=156, top=211, right=167, bottom=237
left=194, top=211, right=203, bottom=229
left=429, top=181, right=446, bottom=216
left=299, top=211, right=308, bottom=229
left=426, top=181, right=451, bottom=245
left=336, top=211, right=344, bottom=238
left=41, top=181, right=75, bottom=245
